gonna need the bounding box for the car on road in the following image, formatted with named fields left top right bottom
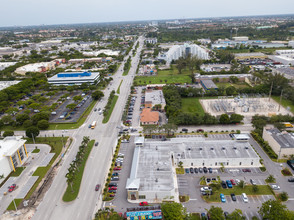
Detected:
left=221, top=181, right=227, bottom=189
left=182, top=128, right=188, bottom=132
left=95, top=142, right=99, bottom=146
left=288, top=178, right=294, bottom=182
left=88, top=124, right=91, bottom=128
left=8, top=184, right=16, bottom=192
left=242, top=168, right=251, bottom=172
left=231, top=193, right=236, bottom=201
left=230, top=179, right=236, bottom=185
left=226, top=180, right=233, bottom=188
left=190, top=167, right=194, bottom=173
left=95, top=184, right=100, bottom=191
left=123, top=128, right=129, bottom=132
left=271, top=185, right=280, bottom=190
left=194, top=168, right=198, bottom=173
left=197, top=129, right=204, bottom=132
left=185, top=168, right=189, bottom=174
left=220, top=193, right=226, bottom=203
left=94, top=108, right=97, bottom=112
left=113, top=167, right=121, bottom=171
left=139, top=202, right=148, bottom=206
left=250, top=179, right=257, bottom=185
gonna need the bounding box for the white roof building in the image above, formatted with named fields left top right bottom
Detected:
left=15, top=62, right=56, bottom=75
left=0, top=62, right=17, bottom=71
left=48, top=71, right=100, bottom=86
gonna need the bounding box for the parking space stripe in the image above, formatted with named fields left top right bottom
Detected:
left=244, top=212, right=250, bottom=220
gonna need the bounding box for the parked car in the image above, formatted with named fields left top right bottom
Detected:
left=182, top=128, right=188, bottom=132
left=271, top=185, right=280, bottom=190
left=190, top=167, right=194, bottom=173
left=112, top=173, right=119, bottom=176
left=208, top=168, right=213, bottom=173
left=94, top=108, right=97, bottom=112
left=95, top=184, right=100, bottom=191
left=185, top=168, right=189, bottom=174
left=230, top=179, right=236, bottom=185
left=108, top=190, right=117, bottom=193
left=108, top=183, right=118, bottom=187
left=288, top=178, right=294, bottom=182
left=194, top=168, right=198, bottom=173
left=201, top=213, right=207, bottom=219
left=221, top=181, right=227, bottom=189
left=235, top=179, right=241, bottom=185
left=111, top=177, right=119, bottom=181
left=139, top=202, right=148, bottom=206
left=220, top=193, right=226, bottom=203
left=203, top=167, right=208, bottom=173
left=224, top=211, right=229, bottom=218
left=242, top=168, right=251, bottom=172
left=109, top=186, right=117, bottom=190
left=88, top=124, right=91, bottom=128
left=226, top=180, right=233, bottom=188
left=113, top=167, right=121, bottom=171
left=197, top=129, right=204, bottom=132
left=242, top=193, right=248, bottom=203
left=206, top=178, right=211, bottom=183
left=199, top=168, right=203, bottom=173
left=250, top=179, right=257, bottom=185
left=200, top=186, right=212, bottom=193
left=121, top=139, right=129, bottom=143
left=231, top=193, right=236, bottom=201
left=109, top=194, right=115, bottom=197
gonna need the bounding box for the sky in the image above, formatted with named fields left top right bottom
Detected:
left=0, top=0, right=293, bottom=27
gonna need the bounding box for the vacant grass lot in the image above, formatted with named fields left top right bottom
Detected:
left=215, top=82, right=251, bottom=89
left=272, top=96, right=294, bottom=114
left=134, top=65, right=192, bottom=85
left=62, top=140, right=95, bottom=202
left=181, top=98, right=205, bottom=115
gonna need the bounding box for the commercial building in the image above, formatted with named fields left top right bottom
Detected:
left=0, top=81, right=20, bottom=91
left=145, top=90, right=166, bottom=110
left=145, top=38, right=158, bottom=44
left=195, top=73, right=251, bottom=83
left=263, top=126, right=294, bottom=159
left=126, top=138, right=260, bottom=203
left=158, top=43, right=209, bottom=64
left=200, top=64, right=231, bottom=72
left=15, top=61, right=56, bottom=75
left=48, top=71, right=100, bottom=86
left=200, top=79, right=218, bottom=90
left=140, top=108, right=159, bottom=125
left=233, top=36, right=249, bottom=41
left=68, top=57, right=113, bottom=64
left=0, top=136, right=28, bottom=184
left=235, top=52, right=267, bottom=60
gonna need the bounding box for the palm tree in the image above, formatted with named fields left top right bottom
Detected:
left=82, top=136, right=90, bottom=146
left=65, top=172, right=75, bottom=192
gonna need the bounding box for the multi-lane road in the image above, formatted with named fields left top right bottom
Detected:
left=31, top=36, right=144, bottom=220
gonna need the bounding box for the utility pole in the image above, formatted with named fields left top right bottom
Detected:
left=268, top=81, right=273, bottom=102
left=278, top=89, right=283, bottom=112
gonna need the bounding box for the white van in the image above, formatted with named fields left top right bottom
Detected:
left=242, top=193, right=248, bottom=203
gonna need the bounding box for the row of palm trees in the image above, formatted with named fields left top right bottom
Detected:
left=65, top=136, right=90, bottom=192
left=142, top=123, right=178, bottom=137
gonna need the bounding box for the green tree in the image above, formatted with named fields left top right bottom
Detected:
left=176, top=57, right=186, bottom=74
left=219, top=114, right=230, bottom=124
left=25, top=126, right=40, bottom=138
left=238, top=180, right=245, bottom=189
left=73, top=95, right=82, bottom=102
left=278, top=191, right=289, bottom=201
left=266, top=174, right=276, bottom=183
left=161, top=202, right=186, bottom=220
left=230, top=114, right=244, bottom=124
left=207, top=206, right=225, bottom=220
left=31, top=112, right=49, bottom=125
left=252, top=184, right=259, bottom=193
left=3, top=130, right=14, bottom=137
left=65, top=172, right=75, bottom=193
left=37, top=119, right=49, bottom=130
left=258, top=200, right=294, bottom=220
left=23, top=120, right=33, bottom=128
left=229, top=76, right=239, bottom=83
left=2, top=115, right=13, bottom=124
left=225, top=86, right=237, bottom=96
left=16, top=113, right=30, bottom=125
left=66, top=103, right=77, bottom=110
left=92, top=90, right=104, bottom=100
left=227, top=209, right=245, bottom=220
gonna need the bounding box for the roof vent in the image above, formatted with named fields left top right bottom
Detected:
left=188, top=147, right=191, bottom=151
left=199, top=148, right=202, bottom=151
left=233, top=147, right=237, bottom=150
left=222, top=147, right=226, bottom=150
left=210, top=147, right=214, bottom=150
left=245, top=147, right=248, bottom=149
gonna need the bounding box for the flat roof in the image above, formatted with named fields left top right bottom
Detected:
left=265, top=128, right=294, bottom=148
left=48, top=72, right=100, bottom=82
left=145, top=90, right=166, bottom=105
left=201, top=79, right=218, bottom=89
left=0, top=81, right=20, bottom=91
left=0, top=136, right=26, bottom=157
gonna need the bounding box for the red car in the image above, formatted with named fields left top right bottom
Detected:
left=230, top=179, right=236, bottom=185
left=8, top=184, right=16, bottom=192
left=139, top=202, right=148, bottom=206
left=113, top=167, right=121, bottom=171
left=95, top=184, right=100, bottom=191
left=109, top=186, right=117, bottom=190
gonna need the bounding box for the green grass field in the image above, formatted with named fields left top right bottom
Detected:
left=215, top=82, right=251, bottom=89
left=181, top=98, right=205, bottom=115
left=62, top=140, right=95, bottom=202
left=272, top=96, right=294, bottom=114
left=103, top=95, right=118, bottom=124
left=32, top=148, right=40, bottom=153
left=134, top=65, right=193, bottom=85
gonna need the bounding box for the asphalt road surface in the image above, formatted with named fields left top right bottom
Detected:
left=32, top=36, right=145, bottom=220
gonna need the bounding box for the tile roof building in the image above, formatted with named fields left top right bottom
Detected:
left=140, top=108, right=159, bottom=125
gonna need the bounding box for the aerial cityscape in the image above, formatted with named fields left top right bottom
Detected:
left=0, top=3, right=294, bottom=220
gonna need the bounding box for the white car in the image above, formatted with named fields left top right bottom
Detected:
left=200, top=186, right=212, bottom=192
left=235, top=179, right=240, bottom=185
left=121, top=139, right=129, bottom=143
left=271, top=185, right=280, bottom=190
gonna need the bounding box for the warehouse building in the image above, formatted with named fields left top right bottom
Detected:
left=263, top=126, right=294, bottom=159
left=200, top=79, right=218, bottom=90
left=48, top=71, right=100, bottom=86
left=0, top=136, right=28, bottom=184
left=126, top=138, right=260, bottom=203
left=195, top=73, right=251, bottom=83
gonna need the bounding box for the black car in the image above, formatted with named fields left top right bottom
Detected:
left=190, top=167, right=194, bottom=173
left=203, top=167, right=208, bottom=173
left=208, top=168, right=213, bottom=173
left=95, top=142, right=99, bottom=146
left=199, top=168, right=203, bottom=173
left=288, top=178, right=294, bottom=182
left=112, top=173, right=119, bottom=176
left=182, top=128, right=188, bottom=132
left=221, top=181, right=227, bottom=189
left=231, top=193, right=236, bottom=201
left=111, top=177, right=119, bottom=181
left=108, top=183, right=118, bottom=187
left=65, top=116, right=72, bottom=120
left=224, top=212, right=229, bottom=218
left=194, top=168, right=198, bottom=173
left=206, top=178, right=211, bottom=183
left=108, top=190, right=117, bottom=193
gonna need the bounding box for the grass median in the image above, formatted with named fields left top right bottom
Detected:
left=62, top=140, right=95, bottom=202
left=117, top=80, right=123, bottom=94
left=102, top=95, right=118, bottom=124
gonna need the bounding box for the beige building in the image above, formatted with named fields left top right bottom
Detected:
left=263, top=126, right=294, bottom=159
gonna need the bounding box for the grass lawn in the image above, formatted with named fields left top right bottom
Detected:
left=215, top=82, right=251, bottom=89
left=48, top=100, right=97, bottom=130
left=24, top=137, right=67, bottom=199
left=272, top=96, right=294, bottom=114
left=134, top=65, right=192, bottom=85
left=62, top=140, right=95, bottom=202
left=103, top=95, right=118, bottom=124
left=203, top=185, right=273, bottom=203
left=32, top=148, right=40, bottom=153
left=6, top=199, right=23, bottom=211
left=117, top=80, right=123, bottom=94
left=181, top=98, right=205, bottom=115
left=10, top=167, right=26, bottom=177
